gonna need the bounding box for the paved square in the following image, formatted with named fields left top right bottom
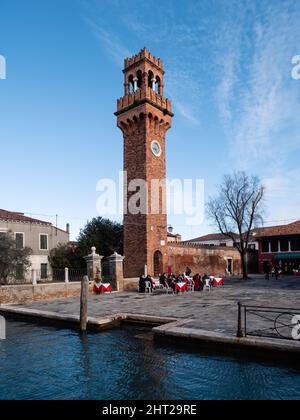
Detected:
left=12, top=276, right=300, bottom=336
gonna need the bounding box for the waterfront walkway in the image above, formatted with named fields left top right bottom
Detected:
left=1, top=276, right=300, bottom=356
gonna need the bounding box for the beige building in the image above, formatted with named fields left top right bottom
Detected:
left=167, top=231, right=182, bottom=244
left=0, top=209, right=69, bottom=282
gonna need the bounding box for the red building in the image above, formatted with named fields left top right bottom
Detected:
left=253, top=221, right=300, bottom=275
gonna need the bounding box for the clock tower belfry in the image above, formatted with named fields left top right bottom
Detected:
left=115, top=48, right=174, bottom=278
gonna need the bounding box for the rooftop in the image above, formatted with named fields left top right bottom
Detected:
left=0, top=209, right=51, bottom=226
left=185, top=233, right=238, bottom=243
left=252, top=220, right=300, bottom=238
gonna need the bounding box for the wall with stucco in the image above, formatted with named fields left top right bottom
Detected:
left=0, top=282, right=92, bottom=305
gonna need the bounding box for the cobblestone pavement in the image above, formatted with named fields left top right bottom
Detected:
left=12, top=276, right=300, bottom=336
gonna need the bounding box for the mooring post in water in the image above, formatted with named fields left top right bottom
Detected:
left=237, top=302, right=243, bottom=338
left=80, top=275, right=89, bottom=332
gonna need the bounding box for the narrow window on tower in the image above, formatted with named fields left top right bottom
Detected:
left=136, top=70, right=142, bottom=89
left=155, top=76, right=161, bottom=94
left=129, top=75, right=134, bottom=94
left=148, top=70, right=155, bottom=90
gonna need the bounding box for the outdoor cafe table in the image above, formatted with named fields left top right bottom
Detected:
left=175, top=282, right=188, bottom=292
left=100, top=283, right=113, bottom=293
left=212, top=277, right=224, bottom=286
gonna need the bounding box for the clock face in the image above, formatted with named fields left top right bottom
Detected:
left=151, top=140, right=162, bottom=157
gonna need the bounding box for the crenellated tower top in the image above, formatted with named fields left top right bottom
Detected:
left=124, top=47, right=164, bottom=72
left=115, top=47, right=173, bottom=119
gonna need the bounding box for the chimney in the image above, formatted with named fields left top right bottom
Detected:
left=66, top=223, right=70, bottom=235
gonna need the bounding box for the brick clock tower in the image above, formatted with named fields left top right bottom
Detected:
left=115, top=48, right=173, bottom=278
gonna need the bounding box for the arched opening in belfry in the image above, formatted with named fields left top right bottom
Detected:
left=155, top=76, right=161, bottom=94
left=153, top=250, right=163, bottom=276
left=136, top=70, right=143, bottom=89
left=129, top=74, right=134, bottom=93
left=148, top=70, right=154, bottom=89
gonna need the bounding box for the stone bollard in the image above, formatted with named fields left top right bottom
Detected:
left=84, top=247, right=103, bottom=281
left=32, top=269, right=37, bottom=286
left=65, top=267, right=69, bottom=284
left=107, top=252, right=125, bottom=292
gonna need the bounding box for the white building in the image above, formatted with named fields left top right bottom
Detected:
left=0, top=209, right=70, bottom=282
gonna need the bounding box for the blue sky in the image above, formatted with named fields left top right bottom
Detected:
left=0, top=0, right=300, bottom=240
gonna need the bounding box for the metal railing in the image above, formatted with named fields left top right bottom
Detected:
left=0, top=267, right=88, bottom=285
left=51, top=268, right=87, bottom=283
left=237, top=302, right=300, bottom=341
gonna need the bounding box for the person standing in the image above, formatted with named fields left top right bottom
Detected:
left=264, top=263, right=271, bottom=280
left=139, top=275, right=146, bottom=293
left=159, top=273, right=167, bottom=287
left=146, top=275, right=154, bottom=292
left=193, top=273, right=201, bottom=291
left=274, top=265, right=280, bottom=280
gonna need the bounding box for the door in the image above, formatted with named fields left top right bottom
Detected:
left=227, top=258, right=233, bottom=275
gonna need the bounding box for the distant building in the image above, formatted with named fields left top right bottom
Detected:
left=184, top=233, right=238, bottom=247
left=253, top=220, right=300, bottom=274
left=167, top=231, right=182, bottom=243
left=183, top=232, right=259, bottom=274
left=0, top=209, right=70, bottom=282
left=184, top=232, right=259, bottom=250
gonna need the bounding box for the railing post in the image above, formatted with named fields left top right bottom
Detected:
left=65, top=267, right=69, bottom=284
left=237, top=302, right=244, bottom=338
left=32, top=269, right=37, bottom=286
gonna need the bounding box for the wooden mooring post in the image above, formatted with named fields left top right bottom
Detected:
left=80, top=276, right=89, bottom=332
left=237, top=302, right=244, bottom=338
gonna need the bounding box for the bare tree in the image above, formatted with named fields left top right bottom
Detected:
left=207, top=172, right=265, bottom=279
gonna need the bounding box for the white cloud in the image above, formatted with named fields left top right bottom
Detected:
left=84, top=17, right=131, bottom=67
left=214, top=2, right=300, bottom=170
left=174, top=102, right=199, bottom=125
left=83, top=0, right=300, bottom=225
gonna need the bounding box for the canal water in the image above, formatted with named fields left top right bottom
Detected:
left=0, top=320, right=300, bottom=400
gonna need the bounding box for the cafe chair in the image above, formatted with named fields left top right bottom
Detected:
left=188, top=279, right=195, bottom=292
left=145, top=281, right=152, bottom=294
left=204, top=279, right=212, bottom=292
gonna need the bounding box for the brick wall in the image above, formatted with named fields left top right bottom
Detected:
left=117, top=98, right=172, bottom=279
left=167, top=244, right=241, bottom=276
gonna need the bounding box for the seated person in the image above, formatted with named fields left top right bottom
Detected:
left=193, top=273, right=201, bottom=291
left=146, top=275, right=155, bottom=292
left=159, top=273, right=167, bottom=287
left=139, top=275, right=146, bottom=293
left=167, top=273, right=175, bottom=288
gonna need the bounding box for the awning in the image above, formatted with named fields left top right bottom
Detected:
left=275, top=253, right=300, bottom=260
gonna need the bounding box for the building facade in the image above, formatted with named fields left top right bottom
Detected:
left=184, top=232, right=258, bottom=250
left=0, top=209, right=70, bottom=282
left=184, top=233, right=238, bottom=247
left=253, top=221, right=300, bottom=274
left=183, top=232, right=259, bottom=274
left=167, top=232, right=182, bottom=244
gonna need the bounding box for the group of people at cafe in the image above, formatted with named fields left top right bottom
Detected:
left=139, top=267, right=223, bottom=294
